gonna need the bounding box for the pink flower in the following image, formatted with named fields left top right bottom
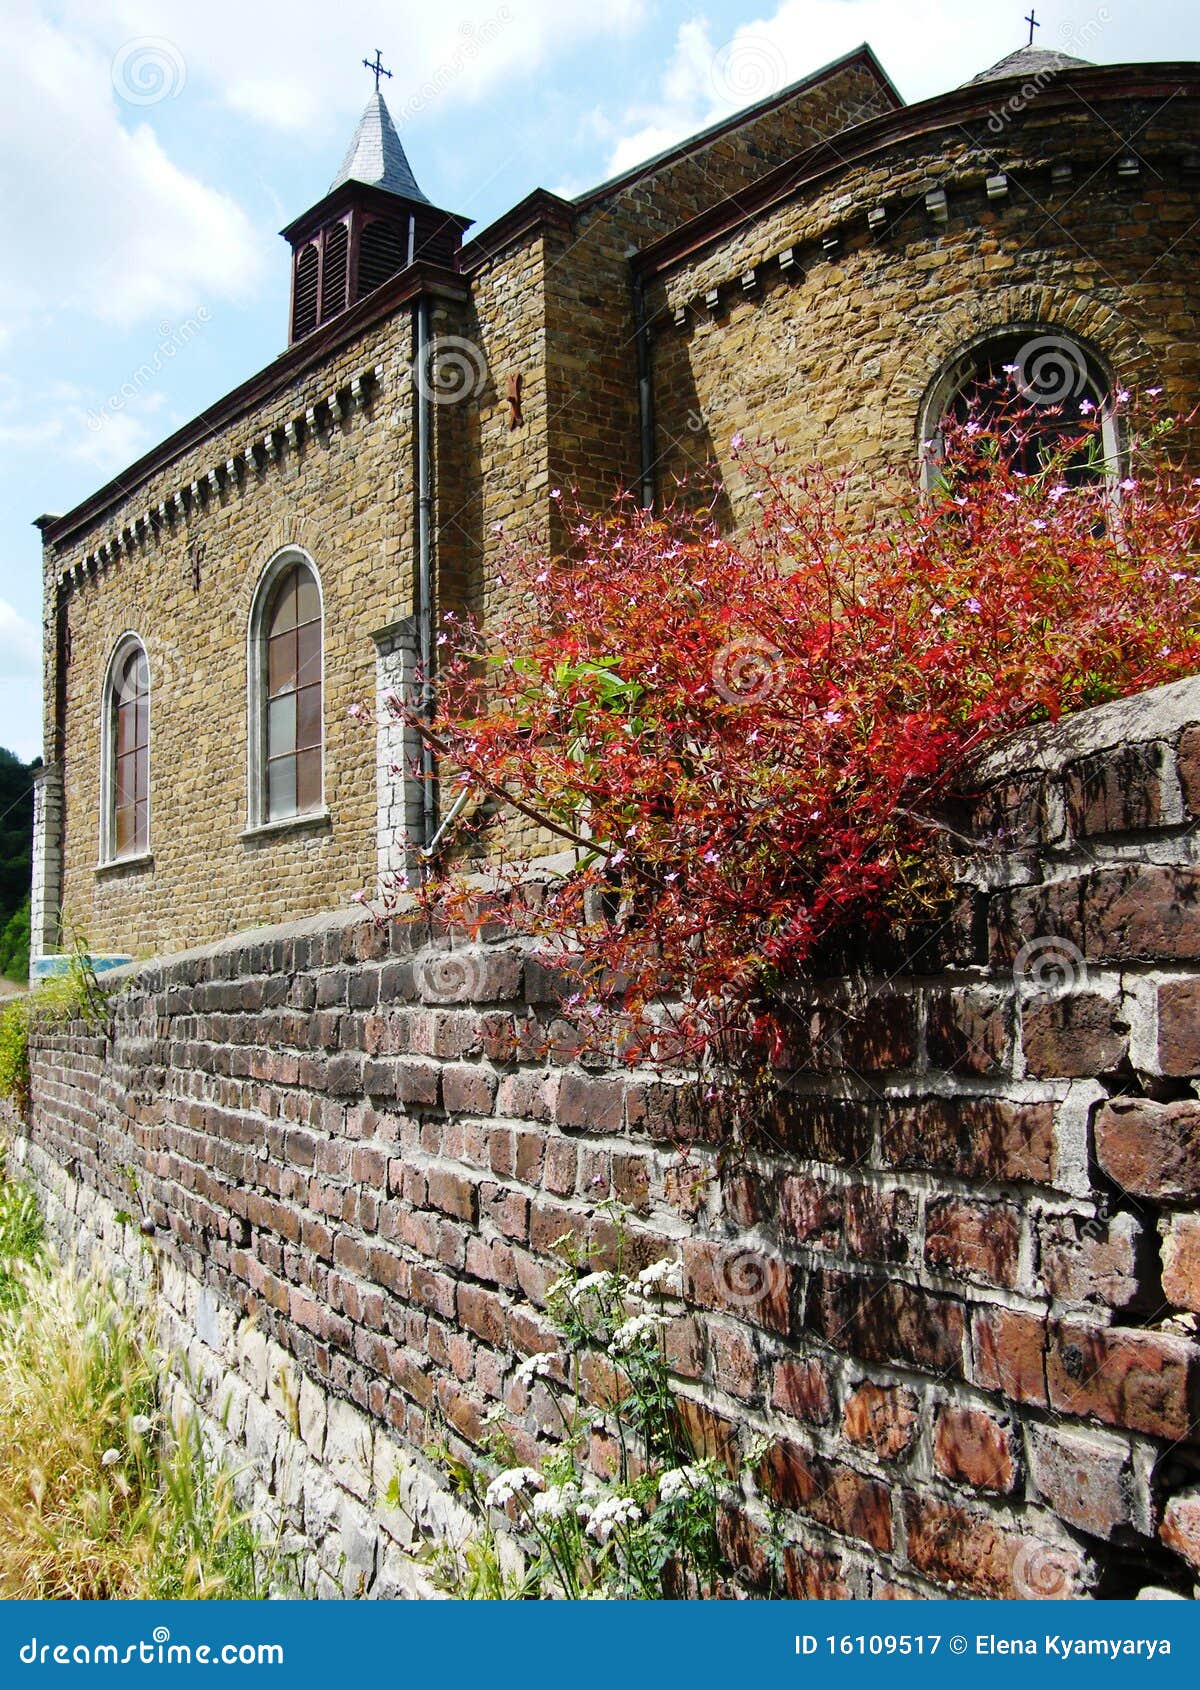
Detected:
left=731, top=431, right=744, bottom=451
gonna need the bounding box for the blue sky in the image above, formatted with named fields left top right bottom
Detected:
left=2, top=0, right=1198, bottom=762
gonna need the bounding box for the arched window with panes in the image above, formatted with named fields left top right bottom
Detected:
left=920, top=327, right=1120, bottom=489
left=247, top=551, right=324, bottom=828
left=99, top=634, right=151, bottom=863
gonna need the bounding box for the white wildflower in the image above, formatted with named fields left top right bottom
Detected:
left=587, top=1495, right=642, bottom=1544
left=101, top=1448, right=121, bottom=1468
left=484, top=1467, right=546, bottom=1510
left=532, top=1482, right=580, bottom=1522
left=657, top=1464, right=706, bottom=1504
left=130, top=1414, right=153, bottom=1437
left=514, top=1352, right=553, bottom=1386
left=609, top=1312, right=665, bottom=1355
left=637, top=1258, right=682, bottom=1296
left=563, top=1270, right=615, bottom=1307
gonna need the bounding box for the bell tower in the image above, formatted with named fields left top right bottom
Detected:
left=280, top=54, right=471, bottom=344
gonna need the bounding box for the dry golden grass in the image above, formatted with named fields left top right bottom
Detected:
left=0, top=1235, right=267, bottom=1598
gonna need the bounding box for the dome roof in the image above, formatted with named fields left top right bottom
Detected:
left=965, top=45, right=1092, bottom=86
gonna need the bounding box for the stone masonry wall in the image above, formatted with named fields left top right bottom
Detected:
left=647, top=91, right=1200, bottom=521
left=12, top=674, right=1200, bottom=1599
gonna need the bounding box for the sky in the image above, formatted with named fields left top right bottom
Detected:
left=1, top=0, right=1199, bottom=763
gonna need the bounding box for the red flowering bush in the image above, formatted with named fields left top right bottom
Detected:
left=388, top=391, right=1200, bottom=1069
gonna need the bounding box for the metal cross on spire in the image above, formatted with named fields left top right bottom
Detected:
left=1025, top=9, right=1040, bottom=46
left=362, top=49, right=392, bottom=94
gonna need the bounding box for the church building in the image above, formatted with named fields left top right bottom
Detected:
left=30, top=39, right=1200, bottom=972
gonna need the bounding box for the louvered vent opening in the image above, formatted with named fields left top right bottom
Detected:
left=320, top=221, right=349, bottom=322
left=356, top=219, right=407, bottom=299
left=413, top=217, right=460, bottom=268
left=293, top=245, right=319, bottom=339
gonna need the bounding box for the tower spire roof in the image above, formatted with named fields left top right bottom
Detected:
left=329, top=91, right=430, bottom=204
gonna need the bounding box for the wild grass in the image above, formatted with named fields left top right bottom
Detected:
left=0, top=1160, right=273, bottom=1599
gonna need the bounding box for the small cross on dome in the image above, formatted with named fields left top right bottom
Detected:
left=1025, top=9, right=1040, bottom=46
left=362, top=49, right=392, bottom=94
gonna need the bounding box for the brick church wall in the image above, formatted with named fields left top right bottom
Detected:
left=43, top=306, right=426, bottom=961
left=646, top=90, right=1200, bottom=519
left=543, top=54, right=897, bottom=511
left=12, top=674, right=1200, bottom=1599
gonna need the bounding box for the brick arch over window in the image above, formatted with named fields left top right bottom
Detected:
left=246, top=549, right=325, bottom=828
left=885, top=285, right=1154, bottom=460
left=917, top=322, right=1122, bottom=487
left=99, top=631, right=150, bottom=864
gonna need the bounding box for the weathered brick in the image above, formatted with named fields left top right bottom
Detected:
left=1026, top=1422, right=1138, bottom=1540
left=1157, top=978, right=1200, bottom=1076
left=1039, top=1210, right=1145, bottom=1311
left=843, top=1185, right=915, bottom=1264
left=971, top=1307, right=1049, bottom=1407
left=1162, top=1213, right=1200, bottom=1315
left=1064, top=742, right=1170, bottom=837
left=842, top=1381, right=919, bottom=1460
left=1047, top=1321, right=1197, bottom=1440
left=1095, top=1097, right=1200, bottom=1200
left=757, top=1439, right=893, bottom=1551
left=926, top=988, right=1013, bottom=1076
left=924, top=1196, right=1020, bottom=1289
left=904, top=1493, right=1086, bottom=1598
left=995, top=866, right=1200, bottom=967
left=1161, top=1488, right=1200, bottom=1571
left=683, top=1237, right=794, bottom=1336
left=556, top=1073, right=625, bottom=1135
left=1020, top=993, right=1128, bottom=1078
left=807, top=1269, right=964, bottom=1378
left=777, top=1173, right=842, bottom=1249
left=771, top=1357, right=833, bottom=1425
left=442, top=1064, right=499, bottom=1116
left=881, top=1097, right=1053, bottom=1182
left=932, top=1405, right=1018, bottom=1494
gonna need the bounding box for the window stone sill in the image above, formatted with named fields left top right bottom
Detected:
left=239, top=808, right=331, bottom=844
left=95, top=851, right=154, bottom=878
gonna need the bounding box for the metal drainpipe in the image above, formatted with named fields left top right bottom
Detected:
left=633, top=270, right=656, bottom=510
left=415, top=295, right=437, bottom=856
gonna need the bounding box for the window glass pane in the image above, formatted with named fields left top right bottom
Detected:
left=268, top=693, right=297, bottom=758
left=116, top=700, right=134, bottom=756
left=297, top=682, right=321, bottom=751
left=115, top=802, right=134, bottom=855
left=132, top=648, right=148, bottom=694
left=296, top=749, right=321, bottom=813
left=268, top=630, right=297, bottom=695
left=268, top=755, right=297, bottom=820
left=116, top=750, right=137, bottom=808
left=135, top=695, right=149, bottom=752
left=268, top=569, right=298, bottom=635
left=297, top=621, right=321, bottom=688
left=134, top=799, right=149, bottom=853
left=296, top=569, right=320, bottom=626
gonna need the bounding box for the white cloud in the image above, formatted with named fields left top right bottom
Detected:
left=58, top=0, right=649, bottom=136
left=0, top=599, right=41, bottom=677
left=0, top=4, right=265, bottom=336
left=599, top=0, right=1180, bottom=180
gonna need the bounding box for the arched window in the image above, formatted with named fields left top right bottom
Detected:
left=100, top=634, right=150, bottom=863
left=248, top=552, right=324, bottom=827
left=920, top=328, right=1119, bottom=487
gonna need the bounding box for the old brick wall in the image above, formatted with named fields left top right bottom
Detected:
left=15, top=674, right=1200, bottom=1599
